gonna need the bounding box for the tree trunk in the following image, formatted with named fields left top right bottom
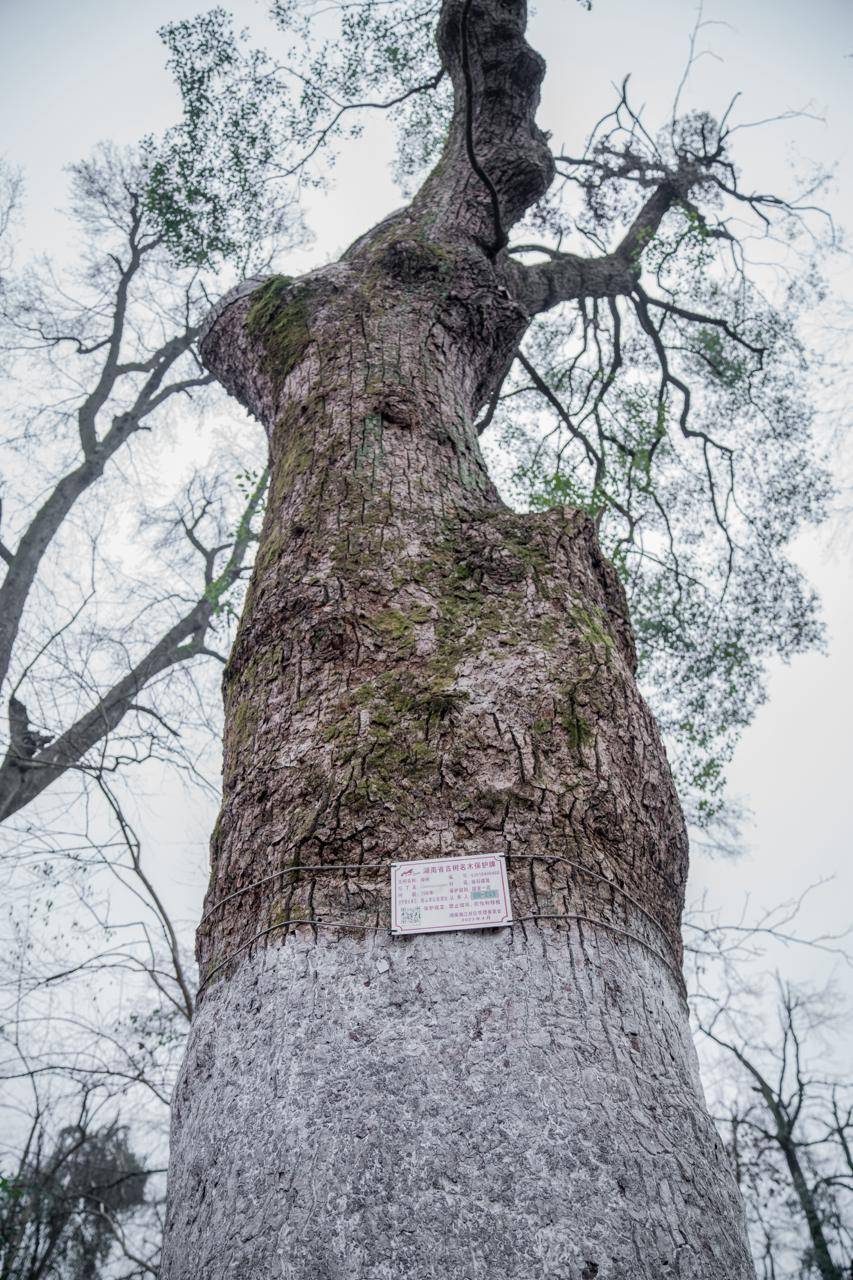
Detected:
left=779, top=1139, right=842, bottom=1280
left=161, top=0, right=755, bottom=1273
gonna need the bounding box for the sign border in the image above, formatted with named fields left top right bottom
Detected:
left=390, top=852, right=513, bottom=936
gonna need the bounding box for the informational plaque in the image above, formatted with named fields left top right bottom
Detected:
left=390, top=854, right=513, bottom=936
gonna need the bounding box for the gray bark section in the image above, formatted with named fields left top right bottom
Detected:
left=162, top=929, right=754, bottom=1279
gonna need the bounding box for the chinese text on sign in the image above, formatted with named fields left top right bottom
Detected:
left=390, top=854, right=513, bottom=935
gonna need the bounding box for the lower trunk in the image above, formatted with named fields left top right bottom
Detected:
left=164, top=932, right=750, bottom=1279
left=161, top=258, right=754, bottom=1278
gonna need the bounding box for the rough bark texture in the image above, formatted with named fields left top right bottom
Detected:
left=161, top=0, right=755, bottom=1273
left=190, top=247, right=685, bottom=987
left=164, top=935, right=752, bottom=1280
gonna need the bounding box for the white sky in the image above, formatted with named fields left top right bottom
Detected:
left=1, top=0, right=851, bottom=1041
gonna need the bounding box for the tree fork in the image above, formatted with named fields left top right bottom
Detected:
left=161, top=0, right=755, bottom=1274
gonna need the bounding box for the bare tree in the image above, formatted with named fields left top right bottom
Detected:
left=0, top=142, right=284, bottom=825
left=0, top=1098, right=152, bottom=1280
left=0, top=779, right=198, bottom=1275
left=702, top=982, right=852, bottom=1280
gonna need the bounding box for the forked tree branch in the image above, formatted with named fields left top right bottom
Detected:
left=0, top=321, right=206, bottom=696
left=0, top=469, right=268, bottom=822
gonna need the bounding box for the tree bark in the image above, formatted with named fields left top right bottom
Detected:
left=161, top=0, right=755, bottom=1274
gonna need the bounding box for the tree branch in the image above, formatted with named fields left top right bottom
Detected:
left=0, top=326, right=202, bottom=693
left=0, top=469, right=268, bottom=821
left=403, top=0, right=554, bottom=252
left=509, top=179, right=682, bottom=316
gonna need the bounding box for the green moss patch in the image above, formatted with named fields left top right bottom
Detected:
left=246, top=275, right=311, bottom=391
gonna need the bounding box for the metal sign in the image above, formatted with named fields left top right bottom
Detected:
left=390, top=854, right=512, bottom=936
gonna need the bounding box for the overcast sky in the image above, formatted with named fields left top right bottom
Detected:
left=1, top=0, right=851, bottom=1027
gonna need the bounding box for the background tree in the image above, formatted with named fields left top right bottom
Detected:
left=0, top=779, right=196, bottom=1276
left=0, top=1096, right=151, bottom=1280
left=0, top=132, right=289, bottom=824
left=703, top=982, right=853, bottom=1280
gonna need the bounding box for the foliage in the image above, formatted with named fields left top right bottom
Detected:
left=0, top=1120, right=149, bottom=1280
left=270, top=0, right=449, bottom=187
left=143, top=8, right=301, bottom=268
left=135, top=2, right=836, bottom=822
left=488, top=92, right=833, bottom=820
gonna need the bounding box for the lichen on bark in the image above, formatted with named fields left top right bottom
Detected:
left=244, top=274, right=311, bottom=392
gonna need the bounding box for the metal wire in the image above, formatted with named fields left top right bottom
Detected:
left=200, top=851, right=673, bottom=953
left=199, top=861, right=389, bottom=928
left=198, top=909, right=684, bottom=997
left=513, top=913, right=685, bottom=992
left=505, top=853, right=673, bottom=950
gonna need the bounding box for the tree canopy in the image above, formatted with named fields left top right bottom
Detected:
left=138, top=0, right=833, bottom=823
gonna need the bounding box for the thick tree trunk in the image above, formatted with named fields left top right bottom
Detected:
left=165, top=935, right=746, bottom=1280
left=160, top=245, right=753, bottom=1277
left=160, top=0, right=755, bottom=1272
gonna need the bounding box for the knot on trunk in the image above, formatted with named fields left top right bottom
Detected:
left=8, top=696, right=52, bottom=760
